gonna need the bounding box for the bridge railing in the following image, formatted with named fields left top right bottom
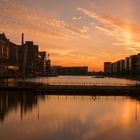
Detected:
left=42, top=82, right=140, bottom=87
left=0, top=81, right=140, bottom=88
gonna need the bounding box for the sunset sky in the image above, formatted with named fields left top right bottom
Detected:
left=0, top=0, right=140, bottom=71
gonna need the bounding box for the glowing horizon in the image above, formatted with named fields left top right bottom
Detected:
left=0, top=0, right=140, bottom=71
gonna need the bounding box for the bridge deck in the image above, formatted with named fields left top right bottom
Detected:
left=0, top=83, right=140, bottom=95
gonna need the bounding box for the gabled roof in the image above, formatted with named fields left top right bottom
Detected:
left=0, top=33, right=8, bottom=41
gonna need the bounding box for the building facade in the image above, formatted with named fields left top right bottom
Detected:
left=51, top=66, right=88, bottom=76
left=104, top=62, right=112, bottom=74
left=19, top=41, right=38, bottom=77
left=37, top=52, right=46, bottom=74
left=0, top=33, right=19, bottom=77
left=104, top=53, right=140, bottom=75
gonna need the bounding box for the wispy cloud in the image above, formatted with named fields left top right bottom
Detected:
left=78, top=7, right=140, bottom=52
left=0, top=0, right=89, bottom=40
left=72, top=16, right=83, bottom=20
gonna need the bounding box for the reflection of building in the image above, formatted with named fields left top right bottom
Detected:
left=0, top=92, right=45, bottom=122
left=51, top=66, right=88, bottom=76
left=104, top=62, right=112, bottom=74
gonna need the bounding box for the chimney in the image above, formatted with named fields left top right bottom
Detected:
left=22, top=33, right=24, bottom=46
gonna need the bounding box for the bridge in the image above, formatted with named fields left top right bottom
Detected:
left=0, top=81, right=140, bottom=95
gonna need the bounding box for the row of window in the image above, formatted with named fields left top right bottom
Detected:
left=0, top=45, right=9, bottom=58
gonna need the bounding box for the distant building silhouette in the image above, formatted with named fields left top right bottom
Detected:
left=104, top=53, right=140, bottom=75
left=104, top=62, right=112, bottom=74
left=51, top=66, right=88, bottom=76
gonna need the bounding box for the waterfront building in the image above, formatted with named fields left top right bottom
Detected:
left=0, top=33, right=50, bottom=78
left=104, top=62, right=112, bottom=74
left=128, top=55, right=137, bottom=73
left=61, top=66, right=88, bottom=75
left=0, top=33, right=19, bottom=77
left=136, top=53, right=140, bottom=73
left=116, top=61, right=121, bottom=73
left=111, top=62, right=118, bottom=73
left=46, top=56, right=51, bottom=75
left=50, top=66, right=88, bottom=76
left=104, top=53, right=140, bottom=75
left=37, top=52, right=47, bottom=74
left=124, top=57, right=130, bottom=72
left=120, top=59, right=125, bottom=72
left=19, top=41, right=39, bottom=77
left=0, top=33, right=9, bottom=60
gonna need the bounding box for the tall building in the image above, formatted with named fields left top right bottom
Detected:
left=111, top=62, right=118, bottom=73
left=0, top=33, right=9, bottom=62
left=128, top=55, right=137, bottom=73
left=120, top=59, right=125, bottom=72
left=0, top=33, right=50, bottom=78
left=0, top=33, right=19, bottom=77
left=46, top=54, right=51, bottom=75
left=104, top=53, right=140, bottom=75
left=19, top=41, right=38, bottom=77
left=104, top=62, right=112, bottom=73
left=136, top=53, right=140, bottom=73
left=124, top=57, right=129, bottom=71
left=37, top=52, right=46, bottom=74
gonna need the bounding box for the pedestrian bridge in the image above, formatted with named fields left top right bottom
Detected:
left=0, top=81, right=140, bottom=95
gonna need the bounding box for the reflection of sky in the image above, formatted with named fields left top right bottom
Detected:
left=0, top=96, right=140, bottom=140
left=1, top=0, right=140, bottom=71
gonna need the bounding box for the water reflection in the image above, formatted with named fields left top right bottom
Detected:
left=0, top=93, right=140, bottom=140
left=0, top=92, right=45, bottom=122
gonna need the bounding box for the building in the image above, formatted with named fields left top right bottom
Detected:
left=116, top=60, right=121, bottom=73
left=128, top=55, right=137, bottom=73
left=19, top=41, right=38, bottom=77
left=46, top=54, right=51, bottom=75
left=136, top=53, right=140, bottom=73
left=0, top=33, right=19, bottom=77
left=0, top=33, right=50, bottom=78
left=124, top=57, right=129, bottom=72
left=111, top=62, right=118, bottom=73
left=104, top=52, right=140, bottom=75
left=120, top=59, right=125, bottom=72
left=51, top=66, right=88, bottom=76
left=37, top=52, right=46, bottom=74
left=104, top=62, right=112, bottom=73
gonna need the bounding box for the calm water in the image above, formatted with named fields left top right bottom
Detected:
left=24, top=76, right=140, bottom=86
left=0, top=93, right=140, bottom=140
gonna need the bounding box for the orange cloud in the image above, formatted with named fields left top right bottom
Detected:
left=78, top=7, right=140, bottom=52
left=0, top=0, right=89, bottom=40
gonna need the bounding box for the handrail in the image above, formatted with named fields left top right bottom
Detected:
left=0, top=81, right=140, bottom=88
